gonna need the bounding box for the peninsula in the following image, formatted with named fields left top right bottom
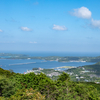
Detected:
left=1, top=53, right=100, bottom=63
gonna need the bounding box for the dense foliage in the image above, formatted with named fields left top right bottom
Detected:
left=0, top=67, right=100, bottom=100
left=0, top=68, right=15, bottom=77
left=84, top=62, right=100, bottom=75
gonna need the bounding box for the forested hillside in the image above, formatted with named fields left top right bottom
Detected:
left=66, top=62, right=100, bottom=82
left=0, top=67, right=100, bottom=100
left=83, top=62, right=100, bottom=75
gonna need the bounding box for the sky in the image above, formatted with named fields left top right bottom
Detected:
left=0, top=0, right=100, bottom=53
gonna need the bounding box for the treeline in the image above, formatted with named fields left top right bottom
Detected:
left=0, top=67, right=100, bottom=100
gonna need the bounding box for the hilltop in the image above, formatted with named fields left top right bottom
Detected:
left=0, top=67, right=100, bottom=99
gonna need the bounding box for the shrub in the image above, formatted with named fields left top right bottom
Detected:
left=0, top=75, right=17, bottom=97
left=57, top=72, right=70, bottom=82
left=9, top=88, right=45, bottom=100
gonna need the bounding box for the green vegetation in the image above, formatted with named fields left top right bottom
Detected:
left=40, top=69, right=59, bottom=74
left=83, top=62, right=100, bottom=75
left=0, top=67, right=100, bottom=100
left=66, top=61, right=100, bottom=82
left=0, top=67, right=16, bottom=77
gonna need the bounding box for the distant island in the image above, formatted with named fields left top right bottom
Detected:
left=1, top=53, right=100, bottom=62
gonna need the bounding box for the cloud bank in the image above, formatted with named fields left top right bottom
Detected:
left=71, top=7, right=91, bottom=19
left=53, top=24, right=67, bottom=30
left=20, top=27, right=32, bottom=31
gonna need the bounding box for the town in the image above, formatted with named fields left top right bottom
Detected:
left=24, top=66, right=100, bottom=83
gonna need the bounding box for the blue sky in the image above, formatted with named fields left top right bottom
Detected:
left=0, top=0, right=100, bottom=52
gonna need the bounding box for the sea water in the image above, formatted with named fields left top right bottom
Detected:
left=1, top=51, right=100, bottom=57
left=0, top=59, right=95, bottom=73
left=0, top=51, right=99, bottom=73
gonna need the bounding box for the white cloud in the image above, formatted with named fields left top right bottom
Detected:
left=53, top=24, right=67, bottom=30
left=71, top=7, right=91, bottom=19
left=0, top=29, right=3, bottom=32
left=91, top=19, right=100, bottom=29
left=29, top=41, right=37, bottom=44
left=20, top=27, right=32, bottom=31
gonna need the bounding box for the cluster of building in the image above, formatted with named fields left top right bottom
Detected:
left=24, top=67, right=62, bottom=77
left=24, top=67, right=100, bottom=83
left=24, top=67, right=43, bottom=74
left=47, top=72, right=61, bottom=77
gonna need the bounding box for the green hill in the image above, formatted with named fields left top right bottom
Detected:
left=83, top=62, right=100, bottom=76
left=0, top=67, right=100, bottom=100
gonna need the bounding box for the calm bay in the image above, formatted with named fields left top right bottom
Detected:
left=0, top=59, right=95, bottom=73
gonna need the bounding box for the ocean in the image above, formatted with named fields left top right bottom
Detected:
left=0, top=51, right=98, bottom=73
left=1, top=51, right=100, bottom=57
